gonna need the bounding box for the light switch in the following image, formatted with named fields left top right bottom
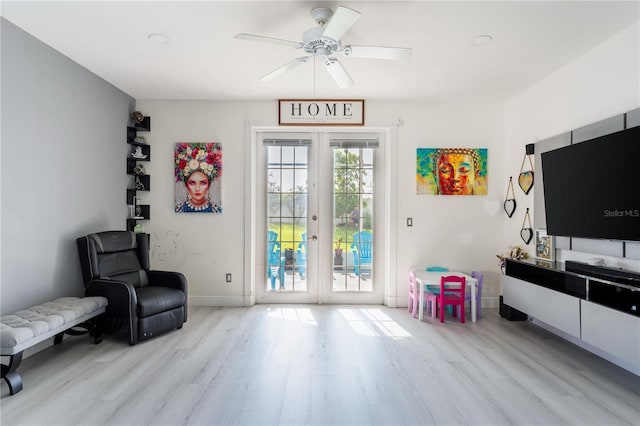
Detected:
left=407, top=217, right=413, bottom=227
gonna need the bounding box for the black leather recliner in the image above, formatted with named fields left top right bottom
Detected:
left=77, top=231, right=187, bottom=345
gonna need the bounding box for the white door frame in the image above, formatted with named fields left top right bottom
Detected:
left=244, top=124, right=398, bottom=306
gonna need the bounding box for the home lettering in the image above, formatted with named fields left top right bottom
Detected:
left=290, top=102, right=353, bottom=117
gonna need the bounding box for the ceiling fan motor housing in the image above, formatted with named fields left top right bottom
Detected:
left=302, top=26, right=340, bottom=57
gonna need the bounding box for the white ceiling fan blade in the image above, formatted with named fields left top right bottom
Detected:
left=322, top=6, right=361, bottom=41
left=343, top=45, right=412, bottom=61
left=325, top=58, right=354, bottom=89
left=234, top=33, right=303, bottom=49
left=259, top=57, right=310, bottom=82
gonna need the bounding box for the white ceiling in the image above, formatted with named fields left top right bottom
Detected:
left=2, top=1, right=638, bottom=102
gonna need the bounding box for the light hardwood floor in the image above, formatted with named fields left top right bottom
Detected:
left=1, top=305, right=639, bottom=425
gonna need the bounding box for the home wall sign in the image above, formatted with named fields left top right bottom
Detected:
left=279, top=99, right=364, bottom=126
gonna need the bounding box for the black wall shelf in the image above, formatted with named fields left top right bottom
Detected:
left=127, top=116, right=151, bottom=232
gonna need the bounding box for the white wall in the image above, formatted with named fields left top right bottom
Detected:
left=133, top=101, right=275, bottom=306
left=137, top=99, right=506, bottom=307
left=0, top=19, right=135, bottom=314
left=503, top=21, right=640, bottom=276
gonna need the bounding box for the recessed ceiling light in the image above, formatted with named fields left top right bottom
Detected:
left=148, top=33, right=170, bottom=45
left=472, top=35, right=493, bottom=46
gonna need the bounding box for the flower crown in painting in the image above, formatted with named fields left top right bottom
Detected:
left=174, top=142, right=222, bottom=183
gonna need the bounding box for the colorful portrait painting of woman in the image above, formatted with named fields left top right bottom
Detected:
left=174, top=142, right=222, bottom=213
left=416, top=148, right=488, bottom=195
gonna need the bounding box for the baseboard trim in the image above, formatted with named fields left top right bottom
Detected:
left=188, top=296, right=246, bottom=307
left=188, top=296, right=500, bottom=309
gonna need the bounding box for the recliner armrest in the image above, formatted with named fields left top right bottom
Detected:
left=147, top=270, right=187, bottom=293
left=147, top=270, right=188, bottom=322
left=85, top=279, right=137, bottom=316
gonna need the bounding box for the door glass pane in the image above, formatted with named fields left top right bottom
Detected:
left=266, top=145, right=308, bottom=292
left=332, top=147, right=374, bottom=292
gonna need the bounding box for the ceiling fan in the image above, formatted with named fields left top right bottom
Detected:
left=234, top=5, right=412, bottom=89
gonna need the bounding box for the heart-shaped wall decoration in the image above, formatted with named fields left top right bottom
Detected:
left=504, top=199, right=516, bottom=218
left=518, top=171, right=534, bottom=194
left=520, top=227, right=533, bottom=244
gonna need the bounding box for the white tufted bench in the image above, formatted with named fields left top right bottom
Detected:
left=1, top=296, right=107, bottom=395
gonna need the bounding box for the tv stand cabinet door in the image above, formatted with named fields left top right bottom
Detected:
left=503, top=276, right=581, bottom=338
left=581, top=300, right=640, bottom=375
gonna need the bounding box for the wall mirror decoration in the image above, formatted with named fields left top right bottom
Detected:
left=518, top=152, right=534, bottom=194
left=503, top=176, right=516, bottom=217
left=520, top=208, right=533, bottom=244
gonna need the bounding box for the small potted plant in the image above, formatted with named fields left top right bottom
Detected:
left=334, top=237, right=344, bottom=266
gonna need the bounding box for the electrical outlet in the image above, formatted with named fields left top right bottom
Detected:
left=407, top=217, right=413, bottom=227
left=225, top=273, right=232, bottom=283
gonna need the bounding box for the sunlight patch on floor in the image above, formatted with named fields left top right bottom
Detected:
left=338, top=308, right=411, bottom=339
left=267, top=307, right=317, bottom=326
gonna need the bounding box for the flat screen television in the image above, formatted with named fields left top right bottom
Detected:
left=541, top=125, right=640, bottom=242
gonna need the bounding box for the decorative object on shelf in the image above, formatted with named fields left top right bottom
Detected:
left=133, top=164, right=146, bottom=175
left=174, top=142, right=223, bottom=213
left=518, top=145, right=534, bottom=194
left=134, top=176, right=145, bottom=190
left=131, top=146, right=148, bottom=159
left=496, top=245, right=529, bottom=274
left=133, top=223, right=144, bottom=234
left=130, top=196, right=144, bottom=219
left=134, top=136, right=147, bottom=144
left=131, top=111, right=144, bottom=124
left=416, top=147, right=488, bottom=195
left=535, top=228, right=555, bottom=261
left=503, top=176, right=516, bottom=217
left=520, top=208, right=533, bottom=244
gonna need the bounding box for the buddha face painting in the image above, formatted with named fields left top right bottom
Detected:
left=434, top=149, right=479, bottom=195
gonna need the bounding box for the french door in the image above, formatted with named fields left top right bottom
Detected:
left=254, top=129, right=384, bottom=304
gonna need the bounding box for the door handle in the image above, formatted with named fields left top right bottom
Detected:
left=311, top=235, right=318, bottom=241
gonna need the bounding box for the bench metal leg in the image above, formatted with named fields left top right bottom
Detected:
left=1, top=352, right=24, bottom=395
left=54, top=321, right=103, bottom=345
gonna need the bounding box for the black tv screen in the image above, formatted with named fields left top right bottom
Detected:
left=541, top=126, right=640, bottom=242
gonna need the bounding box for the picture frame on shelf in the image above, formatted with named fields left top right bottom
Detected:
left=535, top=228, right=554, bottom=261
